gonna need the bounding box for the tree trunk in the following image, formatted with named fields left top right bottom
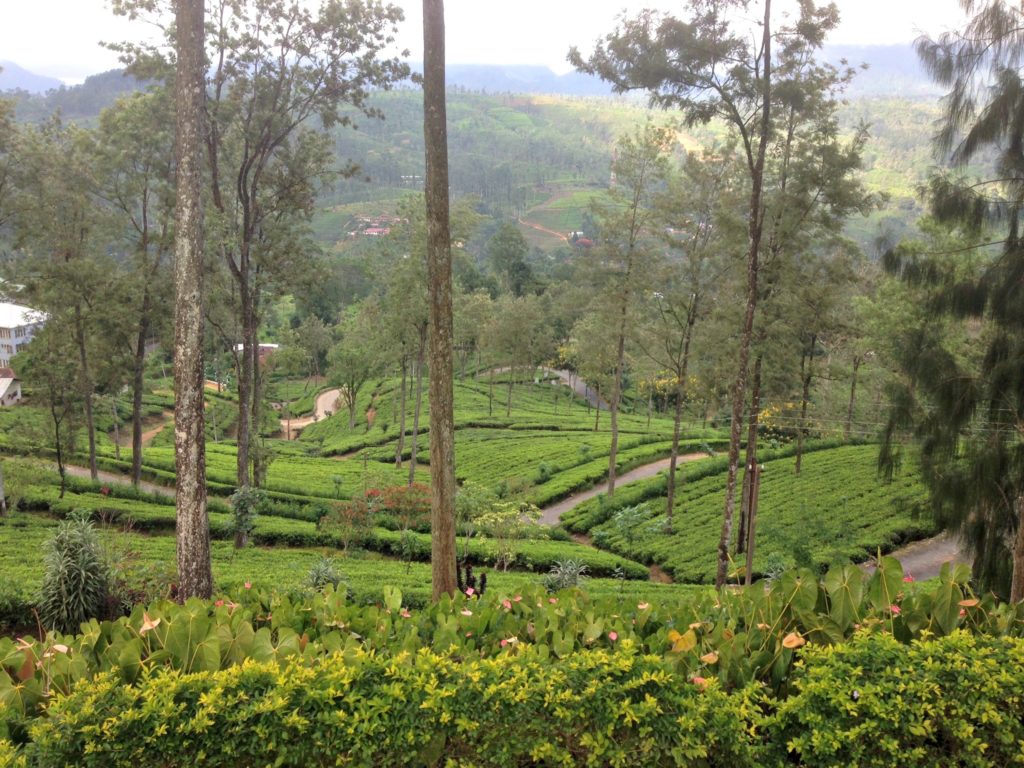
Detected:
left=795, top=335, right=815, bottom=475
left=646, top=389, right=652, bottom=430
left=73, top=304, right=98, bottom=481
left=131, top=300, right=150, bottom=486
left=844, top=355, right=861, bottom=441
left=1012, top=491, right=1024, bottom=603
left=594, top=385, right=601, bottom=431
left=395, top=357, right=408, bottom=467
left=111, top=399, right=121, bottom=462
left=52, top=403, right=67, bottom=499
left=236, top=286, right=254, bottom=488
left=716, top=0, right=772, bottom=589
left=606, top=314, right=628, bottom=498
left=665, top=320, right=696, bottom=534
left=251, top=314, right=267, bottom=488
left=0, top=461, right=7, bottom=517
left=173, top=0, right=212, bottom=601
left=407, top=335, right=425, bottom=486
left=737, top=354, right=762, bottom=555
left=506, top=363, right=514, bottom=417
left=424, top=0, right=458, bottom=600
left=488, top=364, right=494, bottom=416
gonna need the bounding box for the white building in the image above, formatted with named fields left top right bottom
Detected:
left=0, top=302, right=44, bottom=368
left=0, top=368, right=20, bottom=406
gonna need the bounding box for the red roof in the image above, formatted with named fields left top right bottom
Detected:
left=0, top=368, right=15, bottom=379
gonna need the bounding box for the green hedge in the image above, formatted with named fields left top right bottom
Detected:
left=8, top=631, right=1024, bottom=767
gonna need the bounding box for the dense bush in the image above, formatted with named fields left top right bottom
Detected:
left=7, top=630, right=1024, bottom=766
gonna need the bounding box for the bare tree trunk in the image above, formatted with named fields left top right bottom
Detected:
left=606, top=317, right=627, bottom=498
left=236, top=288, right=254, bottom=488
left=1012, top=492, right=1024, bottom=603
left=737, top=354, right=762, bottom=555
left=251, top=318, right=267, bottom=488
left=395, top=357, right=407, bottom=467
left=665, top=322, right=696, bottom=534
left=131, top=299, right=150, bottom=485
left=73, top=304, right=98, bottom=481
left=111, top=399, right=121, bottom=462
left=488, top=364, right=494, bottom=416
left=0, top=462, right=7, bottom=517
left=646, top=389, right=652, bottom=430
left=173, top=0, right=212, bottom=601
left=407, top=335, right=425, bottom=486
left=594, top=384, right=601, bottom=431
left=844, top=354, right=861, bottom=441
left=52, top=402, right=67, bottom=499
left=506, top=362, right=514, bottom=417
left=716, top=0, right=772, bottom=589
left=424, top=0, right=458, bottom=599
left=796, top=335, right=815, bottom=475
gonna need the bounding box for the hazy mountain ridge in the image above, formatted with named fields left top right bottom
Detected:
left=0, top=61, right=63, bottom=94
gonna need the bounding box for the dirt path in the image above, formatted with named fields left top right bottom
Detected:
left=61, top=464, right=173, bottom=498
left=112, top=410, right=172, bottom=448
left=482, top=366, right=608, bottom=410
left=517, top=216, right=569, bottom=244
left=861, top=533, right=970, bottom=581
left=281, top=388, right=343, bottom=440
left=538, top=452, right=709, bottom=526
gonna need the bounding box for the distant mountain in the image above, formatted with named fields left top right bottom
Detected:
left=8, top=69, right=146, bottom=122
left=0, top=61, right=62, bottom=94
left=823, top=44, right=942, bottom=99
left=443, top=65, right=612, bottom=96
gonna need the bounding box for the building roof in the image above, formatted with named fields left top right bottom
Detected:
left=0, top=302, right=44, bottom=328
left=0, top=368, right=16, bottom=379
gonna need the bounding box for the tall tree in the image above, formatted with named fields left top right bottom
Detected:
left=423, top=0, right=458, bottom=600
left=592, top=123, right=668, bottom=498
left=173, top=0, right=212, bottom=600
left=572, top=0, right=849, bottom=586
left=113, top=0, right=409, bottom=489
left=880, top=0, right=1024, bottom=601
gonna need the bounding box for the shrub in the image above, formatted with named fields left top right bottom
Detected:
left=305, top=557, right=346, bottom=592
left=543, top=559, right=588, bottom=592
left=228, top=486, right=268, bottom=548
left=37, top=510, right=109, bottom=634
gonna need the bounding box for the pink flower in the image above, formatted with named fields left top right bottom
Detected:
left=889, top=604, right=901, bottom=616
left=400, top=609, right=411, bottom=619
left=214, top=600, right=224, bottom=608
left=502, top=599, right=512, bottom=611
left=692, top=676, right=708, bottom=689
left=244, top=581, right=252, bottom=590
left=608, top=631, right=618, bottom=642
left=513, top=595, right=522, bottom=602
left=465, top=587, right=475, bottom=596
left=637, top=602, right=649, bottom=611
left=959, top=608, right=966, bottom=617
left=500, top=638, right=508, bottom=647
left=903, top=575, right=914, bottom=583
left=549, top=597, right=558, bottom=604
left=461, top=609, right=473, bottom=616
left=465, top=632, right=473, bottom=637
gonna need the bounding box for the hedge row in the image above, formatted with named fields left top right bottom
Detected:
left=5, top=631, right=1023, bottom=767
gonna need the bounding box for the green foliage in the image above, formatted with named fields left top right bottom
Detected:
left=572, top=444, right=933, bottom=582
left=305, top=557, right=346, bottom=592
left=37, top=510, right=109, bottom=634
left=227, top=486, right=268, bottom=548
left=3, top=562, right=1024, bottom=764
left=542, top=559, right=588, bottom=592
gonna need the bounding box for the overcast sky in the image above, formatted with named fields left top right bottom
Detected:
left=2, top=0, right=970, bottom=84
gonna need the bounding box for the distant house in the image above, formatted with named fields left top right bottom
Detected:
left=362, top=227, right=391, bottom=237
left=0, top=368, right=21, bottom=407
left=0, top=302, right=45, bottom=368
left=234, top=343, right=280, bottom=364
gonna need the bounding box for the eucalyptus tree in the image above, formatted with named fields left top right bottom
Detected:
left=94, top=90, right=175, bottom=486
left=8, top=119, right=111, bottom=482
left=172, top=0, right=212, bottom=600
left=572, top=0, right=856, bottom=585
left=112, top=0, right=410, bottom=488
left=589, top=124, right=669, bottom=498
left=328, top=299, right=386, bottom=430
left=634, top=149, right=744, bottom=530
left=423, top=0, right=458, bottom=599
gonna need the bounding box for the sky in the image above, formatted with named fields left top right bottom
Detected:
left=1, top=0, right=971, bottom=84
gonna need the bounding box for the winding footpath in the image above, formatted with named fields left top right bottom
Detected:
left=279, top=388, right=343, bottom=440
left=538, top=452, right=708, bottom=526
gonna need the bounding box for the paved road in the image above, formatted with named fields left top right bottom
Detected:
left=861, top=533, right=970, bottom=581
left=538, top=452, right=709, bottom=526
